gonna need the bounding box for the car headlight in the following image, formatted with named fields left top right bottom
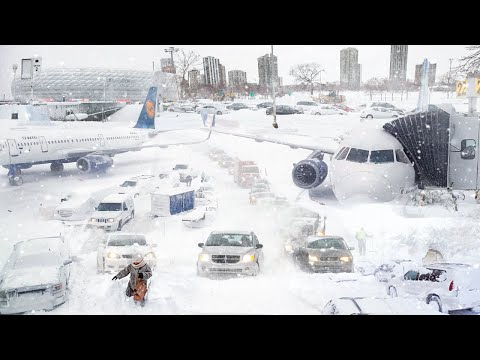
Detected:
left=309, top=255, right=318, bottom=262
left=251, top=196, right=256, bottom=200
left=285, top=244, right=293, bottom=252
left=243, top=254, right=255, bottom=262
left=107, top=252, right=121, bottom=259
left=340, top=256, right=352, bottom=262
left=199, top=254, right=209, bottom=262
left=108, top=218, right=115, bottom=223
left=90, top=218, right=97, bottom=222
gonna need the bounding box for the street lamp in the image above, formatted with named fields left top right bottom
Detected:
left=12, top=64, right=18, bottom=102
left=270, top=45, right=278, bottom=129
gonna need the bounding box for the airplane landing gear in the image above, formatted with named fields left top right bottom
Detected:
left=7, top=166, right=23, bottom=186
left=51, top=162, right=64, bottom=173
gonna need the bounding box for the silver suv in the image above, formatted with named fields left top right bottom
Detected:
left=197, top=231, right=264, bottom=277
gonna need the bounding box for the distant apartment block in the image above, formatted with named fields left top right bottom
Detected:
left=188, top=69, right=200, bottom=89
left=340, top=47, right=361, bottom=89
left=258, top=54, right=278, bottom=89
left=389, top=45, right=408, bottom=82
left=228, top=70, right=247, bottom=87
left=219, top=64, right=226, bottom=87
left=203, top=56, right=220, bottom=86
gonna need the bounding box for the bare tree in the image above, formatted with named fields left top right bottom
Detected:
left=456, top=46, right=480, bottom=75
left=174, top=49, right=202, bottom=99
left=289, top=63, right=324, bottom=95
left=363, top=77, right=382, bottom=101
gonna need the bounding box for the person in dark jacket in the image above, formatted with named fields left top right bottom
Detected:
left=112, top=253, right=152, bottom=298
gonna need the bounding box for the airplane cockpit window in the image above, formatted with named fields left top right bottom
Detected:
left=346, top=148, right=369, bottom=163
left=336, top=147, right=350, bottom=161
left=395, top=149, right=411, bottom=164
left=335, top=147, right=346, bottom=159
left=369, top=150, right=394, bottom=163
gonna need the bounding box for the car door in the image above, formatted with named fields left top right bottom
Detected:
left=253, top=234, right=264, bottom=266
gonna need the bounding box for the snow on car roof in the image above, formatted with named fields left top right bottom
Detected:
left=101, top=193, right=133, bottom=203
left=15, top=236, right=64, bottom=255
left=210, top=230, right=252, bottom=235
left=305, top=235, right=344, bottom=243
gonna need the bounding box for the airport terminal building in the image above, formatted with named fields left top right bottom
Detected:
left=12, top=67, right=178, bottom=103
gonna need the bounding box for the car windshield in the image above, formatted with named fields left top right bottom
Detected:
left=108, top=236, right=147, bottom=246
left=307, top=238, right=347, bottom=250
left=206, top=233, right=253, bottom=247
left=255, top=192, right=275, bottom=198
left=97, top=203, right=122, bottom=211
left=120, top=181, right=137, bottom=187
left=14, top=252, right=61, bottom=269
left=242, top=166, right=259, bottom=173
left=174, top=165, right=188, bottom=170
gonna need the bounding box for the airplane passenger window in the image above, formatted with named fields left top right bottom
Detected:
left=395, top=149, right=410, bottom=164
left=346, top=148, right=369, bottom=163
left=336, top=147, right=350, bottom=161
left=370, top=150, right=394, bottom=163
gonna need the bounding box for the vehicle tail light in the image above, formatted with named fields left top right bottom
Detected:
left=449, top=280, right=455, bottom=291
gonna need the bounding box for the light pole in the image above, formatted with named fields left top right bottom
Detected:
left=271, top=45, right=278, bottom=128
left=12, top=64, right=18, bottom=102
left=448, top=58, right=454, bottom=99
left=164, top=47, right=179, bottom=99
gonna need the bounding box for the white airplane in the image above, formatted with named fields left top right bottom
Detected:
left=0, top=87, right=212, bottom=186
left=209, top=123, right=416, bottom=203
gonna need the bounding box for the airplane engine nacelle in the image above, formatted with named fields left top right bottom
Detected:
left=76, top=154, right=113, bottom=173
left=292, top=158, right=328, bottom=189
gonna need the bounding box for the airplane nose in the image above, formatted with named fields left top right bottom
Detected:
left=333, top=172, right=394, bottom=203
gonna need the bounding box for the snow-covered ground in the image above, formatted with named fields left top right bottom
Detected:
left=1, top=91, right=479, bottom=314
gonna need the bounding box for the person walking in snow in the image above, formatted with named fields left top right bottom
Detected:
left=355, top=227, right=371, bottom=256
left=112, top=253, right=152, bottom=302
left=201, top=107, right=208, bottom=127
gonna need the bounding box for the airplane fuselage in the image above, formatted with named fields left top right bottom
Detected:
left=0, top=127, right=148, bottom=168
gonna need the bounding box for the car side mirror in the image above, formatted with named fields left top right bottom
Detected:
left=94, top=207, right=98, bottom=211
left=198, top=243, right=204, bottom=248
left=256, top=244, right=263, bottom=249
left=63, top=259, right=73, bottom=266
left=349, top=247, right=355, bottom=251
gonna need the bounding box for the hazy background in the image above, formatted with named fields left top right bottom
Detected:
left=0, top=45, right=470, bottom=99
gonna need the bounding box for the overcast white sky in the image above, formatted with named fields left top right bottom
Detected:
left=0, top=45, right=471, bottom=98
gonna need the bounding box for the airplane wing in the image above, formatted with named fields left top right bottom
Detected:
left=63, top=127, right=213, bottom=159
left=207, top=128, right=337, bottom=155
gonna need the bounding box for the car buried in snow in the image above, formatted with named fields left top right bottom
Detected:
left=197, top=231, right=264, bottom=277
left=291, top=236, right=354, bottom=273
left=0, top=236, right=73, bottom=314
left=97, top=233, right=157, bottom=273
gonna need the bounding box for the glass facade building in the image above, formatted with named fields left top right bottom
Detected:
left=12, top=67, right=177, bottom=102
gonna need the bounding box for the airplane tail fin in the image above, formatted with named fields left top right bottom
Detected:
left=134, top=87, right=157, bottom=129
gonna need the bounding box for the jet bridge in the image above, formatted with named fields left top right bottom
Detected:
left=384, top=108, right=480, bottom=190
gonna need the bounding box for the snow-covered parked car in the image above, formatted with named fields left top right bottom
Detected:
left=310, top=105, right=347, bottom=116
left=322, top=297, right=443, bottom=315
left=182, top=203, right=218, bottom=228
left=168, top=103, right=195, bottom=112
left=0, top=236, right=72, bottom=314
left=360, top=106, right=401, bottom=119
left=197, top=230, right=264, bottom=277
left=374, top=259, right=417, bottom=282
left=97, top=233, right=157, bottom=273
left=196, top=104, right=229, bottom=115
left=295, top=101, right=321, bottom=112
left=386, top=263, right=480, bottom=313
left=117, top=175, right=157, bottom=198
left=53, top=193, right=99, bottom=221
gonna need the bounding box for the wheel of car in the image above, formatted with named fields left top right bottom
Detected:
left=131, top=211, right=135, bottom=219
left=255, top=260, right=261, bottom=275
left=393, top=115, right=398, bottom=118
left=216, top=111, right=222, bottom=115
left=366, top=115, right=373, bottom=119
left=315, top=112, right=321, bottom=115
left=426, top=294, right=443, bottom=313
left=117, top=220, right=123, bottom=231
left=388, top=286, right=397, bottom=297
